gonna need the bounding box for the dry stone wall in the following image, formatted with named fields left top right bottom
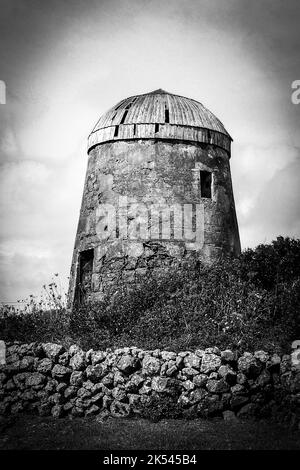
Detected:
left=1, top=342, right=299, bottom=428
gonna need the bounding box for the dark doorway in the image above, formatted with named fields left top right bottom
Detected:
left=200, top=171, right=212, bottom=198
left=77, top=248, right=94, bottom=304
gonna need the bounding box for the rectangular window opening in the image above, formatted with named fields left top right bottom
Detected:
left=200, top=171, right=212, bottom=198
left=114, top=125, right=119, bottom=137
left=133, top=123, right=136, bottom=136
left=120, top=109, right=128, bottom=124
left=114, top=101, right=125, bottom=111
left=165, top=107, right=169, bottom=123
left=76, top=248, right=94, bottom=304
left=155, top=123, right=159, bottom=133
left=126, top=98, right=136, bottom=109
left=115, top=97, right=136, bottom=114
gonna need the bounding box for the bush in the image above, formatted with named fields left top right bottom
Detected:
left=0, top=275, right=70, bottom=345
left=239, top=236, right=300, bottom=289
left=1, top=237, right=300, bottom=353
left=0, top=308, right=70, bottom=344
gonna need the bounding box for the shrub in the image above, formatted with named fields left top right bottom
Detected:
left=0, top=274, right=70, bottom=344
left=0, top=308, right=70, bottom=344
left=1, top=237, right=299, bottom=353
left=239, top=236, right=300, bottom=289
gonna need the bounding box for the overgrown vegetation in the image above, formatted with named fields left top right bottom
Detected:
left=1, top=237, right=300, bottom=353
left=138, top=393, right=183, bottom=422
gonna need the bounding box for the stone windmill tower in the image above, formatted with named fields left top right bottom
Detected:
left=68, top=89, right=240, bottom=306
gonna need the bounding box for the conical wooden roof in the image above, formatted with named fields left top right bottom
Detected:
left=88, top=89, right=232, bottom=152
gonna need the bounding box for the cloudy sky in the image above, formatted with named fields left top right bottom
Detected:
left=0, top=0, right=299, bottom=303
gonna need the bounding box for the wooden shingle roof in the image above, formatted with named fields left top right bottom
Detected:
left=88, top=89, right=232, bottom=153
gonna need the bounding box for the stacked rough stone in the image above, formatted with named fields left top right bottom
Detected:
left=0, top=342, right=299, bottom=427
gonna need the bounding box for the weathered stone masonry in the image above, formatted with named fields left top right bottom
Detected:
left=68, top=90, right=241, bottom=305
left=1, top=342, right=299, bottom=427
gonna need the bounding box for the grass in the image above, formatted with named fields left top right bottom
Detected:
left=0, top=415, right=299, bottom=450
left=1, top=236, right=300, bottom=354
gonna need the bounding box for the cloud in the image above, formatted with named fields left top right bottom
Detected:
left=0, top=155, right=86, bottom=301
left=232, top=144, right=299, bottom=219
left=0, top=0, right=299, bottom=301
left=237, top=154, right=300, bottom=247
